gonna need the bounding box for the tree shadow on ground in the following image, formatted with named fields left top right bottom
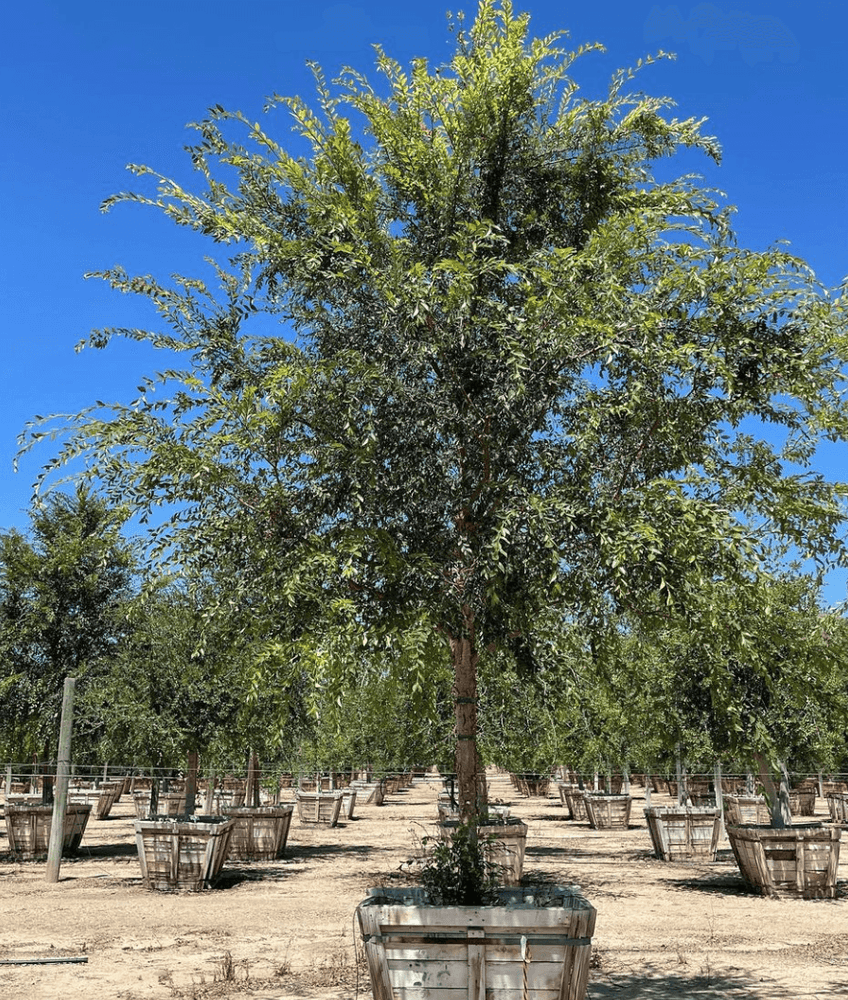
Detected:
left=284, top=841, right=400, bottom=862
left=660, top=868, right=848, bottom=900
left=587, top=966, right=846, bottom=998
left=520, top=867, right=639, bottom=901
left=72, top=841, right=138, bottom=859
left=215, top=862, right=298, bottom=888
left=529, top=843, right=640, bottom=860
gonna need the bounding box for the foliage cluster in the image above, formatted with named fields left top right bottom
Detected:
left=418, top=822, right=503, bottom=906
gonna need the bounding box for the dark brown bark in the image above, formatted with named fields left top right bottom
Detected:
left=451, top=629, right=485, bottom=825
left=184, top=751, right=199, bottom=816
left=246, top=751, right=261, bottom=807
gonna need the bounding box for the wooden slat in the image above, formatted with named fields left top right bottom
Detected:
left=467, top=929, right=485, bottom=1000
left=365, top=937, right=395, bottom=1000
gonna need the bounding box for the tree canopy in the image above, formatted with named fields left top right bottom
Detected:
left=20, top=1, right=848, bottom=816
left=0, top=488, right=135, bottom=758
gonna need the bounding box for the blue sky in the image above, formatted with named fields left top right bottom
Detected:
left=2, top=0, right=846, bottom=597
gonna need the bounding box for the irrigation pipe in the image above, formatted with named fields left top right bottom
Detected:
left=0, top=957, right=88, bottom=965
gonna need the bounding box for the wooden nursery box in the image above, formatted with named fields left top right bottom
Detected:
left=69, top=780, right=122, bottom=820
left=5, top=803, right=91, bottom=859
left=295, top=790, right=343, bottom=826
left=558, top=784, right=588, bottom=822
left=438, top=818, right=528, bottom=887
left=515, top=773, right=551, bottom=797
left=788, top=787, right=816, bottom=817
left=644, top=806, right=721, bottom=861
left=558, top=783, right=590, bottom=820
left=211, top=787, right=246, bottom=814
left=351, top=779, right=385, bottom=805
left=341, top=788, right=357, bottom=819
left=726, top=822, right=841, bottom=899
left=222, top=804, right=294, bottom=860
left=826, top=793, right=848, bottom=825
left=134, top=815, right=234, bottom=891
left=357, top=886, right=596, bottom=1000
left=132, top=790, right=188, bottom=819
left=724, top=794, right=771, bottom=826
left=584, top=794, right=632, bottom=830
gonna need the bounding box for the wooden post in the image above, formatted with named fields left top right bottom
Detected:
left=185, top=751, right=199, bottom=815
left=5, top=764, right=11, bottom=798
left=675, top=750, right=684, bottom=806
left=46, top=678, right=76, bottom=883
left=714, top=761, right=724, bottom=832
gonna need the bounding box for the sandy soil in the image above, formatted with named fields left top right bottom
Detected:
left=1, top=773, right=846, bottom=999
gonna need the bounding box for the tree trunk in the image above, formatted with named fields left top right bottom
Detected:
left=754, top=752, right=790, bottom=829
left=185, top=751, right=199, bottom=816
left=451, top=633, right=481, bottom=826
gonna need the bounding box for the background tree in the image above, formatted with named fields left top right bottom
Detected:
left=21, top=1, right=848, bottom=822
left=650, top=575, right=848, bottom=824
left=0, top=487, right=135, bottom=760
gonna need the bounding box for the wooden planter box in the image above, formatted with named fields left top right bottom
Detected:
left=351, top=780, right=385, bottom=805
left=211, top=788, right=246, bottom=814
left=726, top=822, right=841, bottom=899
left=299, top=777, right=333, bottom=792
left=557, top=782, right=586, bottom=821
left=222, top=805, right=294, bottom=860
left=5, top=794, right=43, bottom=807
left=341, top=788, right=357, bottom=819
left=295, top=791, right=343, bottom=826
left=357, top=886, right=596, bottom=1000
left=134, top=815, right=234, bottom=891
left=724, top=794, right=771, bottom=826
left=822, top=780, right=848, bottom=795
left=649, top=776, right=669, bottom=794
left=584, top=794, right=632, bottom=830
left=788, top=787, right=816, bottom=817
left=599, top=775, right=624, bottom=794
left=5, top=803, right=91, bottom=858
left=559, top=785, right=588, bottom=822
left=516, top=773, right=551, bottom=797
left=438, top=818, right=528, bottom=887
left=133, top=790, right=189, bottom=819
left=825, top=793, right=848, bottom=824
left=644, top=806, right=721, bottom=861
left=69, top=781, right=123, bottom=820
left=688, top=791, right=717, bottom=808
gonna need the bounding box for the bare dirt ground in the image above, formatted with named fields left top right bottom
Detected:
left=1, top=772, right=846, bottom=1000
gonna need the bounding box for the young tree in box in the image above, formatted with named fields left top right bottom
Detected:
left=21, top=1, right=848, bottom=826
